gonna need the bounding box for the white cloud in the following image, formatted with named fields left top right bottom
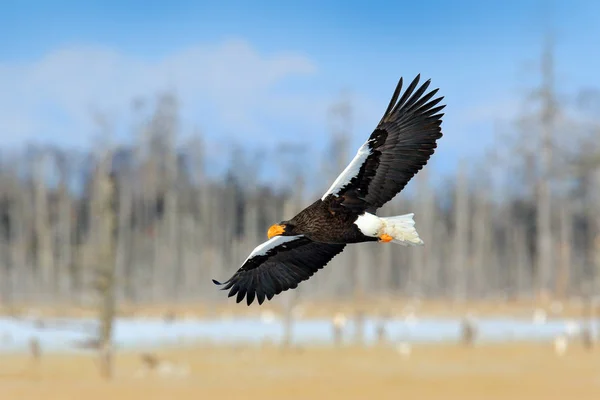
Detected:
left=0, top=39, right=318, bottom=147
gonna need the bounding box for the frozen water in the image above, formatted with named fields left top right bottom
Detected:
left=0, top=315, right=597, bottom=353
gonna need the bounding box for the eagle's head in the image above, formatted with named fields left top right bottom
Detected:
left=267, top=221, right=297, bottom=239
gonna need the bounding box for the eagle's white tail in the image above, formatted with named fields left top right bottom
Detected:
left=380, top=213, right=424, bottom=246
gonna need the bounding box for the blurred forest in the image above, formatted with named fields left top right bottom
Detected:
left=1, top=39, right=600, bottom=309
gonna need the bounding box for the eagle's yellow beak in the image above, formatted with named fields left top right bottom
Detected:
left=268, top=224, right=285, bottom=239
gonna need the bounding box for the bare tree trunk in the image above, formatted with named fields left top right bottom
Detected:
left=115, top=174, right=133, bottom=306
left=88, top=145, right=117, bottom=380
left=352, top=246, right=367, bottom=346
left=512, top=225, right=532, bottom=298
left=281, top=290, right=297, bottom=349
left=471, top=186, right=490, bottom=298
left=0, top=221, right=9, bottom=304
left=56, top=170, right=73, bottom=301
left=0, top=178, right=13, bottom=304
left=410, top=168, right=433, bottom=297
left=555, top=201, right=572, bottom=298
left=164, top=160, right=180, bottom=300
left=97, top=173, right=116, bottom=379
left=9, top=187, right=28, bottom=303
left=452, top=162, right=469, bottom=300
left=33, top=152, right=54, bottom=300
left=536, top=35, right=556, bottom=300
left=590, top=167, right=600, bottom=297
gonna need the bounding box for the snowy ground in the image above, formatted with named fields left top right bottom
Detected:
left=1, top=314, right=597, bottom=353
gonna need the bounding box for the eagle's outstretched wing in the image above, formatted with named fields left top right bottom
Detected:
left=322, top=75, right=445, bottom=213
left=213, top=236, right=346, bottom=305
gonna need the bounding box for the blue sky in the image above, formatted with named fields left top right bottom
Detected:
left=2, top=0, right=600, bottom=188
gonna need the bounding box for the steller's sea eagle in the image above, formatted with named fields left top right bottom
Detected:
left=213, top=74, right=445, bottom=305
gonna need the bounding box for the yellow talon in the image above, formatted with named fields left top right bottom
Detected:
left=379, top=234, right=393, bottom=243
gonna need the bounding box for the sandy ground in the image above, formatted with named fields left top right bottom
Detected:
left=0, top=342, right=599, bottom=400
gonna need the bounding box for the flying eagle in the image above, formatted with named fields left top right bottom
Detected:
left=213, top=74, right=445, bottom=305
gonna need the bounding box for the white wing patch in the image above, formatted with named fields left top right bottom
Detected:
left=321, top=140, right=372, bottom=200
left=242, top=235, right=304, bottom=264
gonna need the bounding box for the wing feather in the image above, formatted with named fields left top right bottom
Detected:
left=321, top=74, right=445, bottom=211
left=213, top=236, right=346, bottom=305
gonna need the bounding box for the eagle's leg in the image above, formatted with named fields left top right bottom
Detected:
left=379, top=234, right=393, bottom=243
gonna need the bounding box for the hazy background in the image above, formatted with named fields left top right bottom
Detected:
left=2, top=0, right=600, bottom=301
left=1, top=1, right=600, bottom=398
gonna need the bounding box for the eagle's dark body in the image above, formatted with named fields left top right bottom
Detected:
left=281, top=197, right=377, bottom=244
left=213, top=74, right=446, bottom=305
